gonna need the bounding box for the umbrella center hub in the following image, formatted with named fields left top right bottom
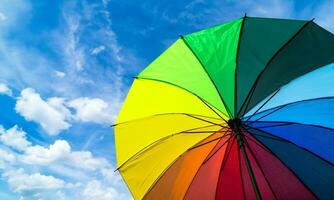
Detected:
left=227, top=118, right=242, bottom=131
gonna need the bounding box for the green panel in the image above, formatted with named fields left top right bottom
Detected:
left=244, top=21, right=334, bottom=114
left=183, top=18, right=243, bottom=117
left=138, top=39, right=229, bottom=117
left=236, top=17, right=307, bottom=116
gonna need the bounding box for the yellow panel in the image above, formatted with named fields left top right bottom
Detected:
left=116, top=79, right=228, bottom=124
left=119, top=133, right=211, bottom=200
left=144, top=133, right=223, bottom=200
left=115, top=113, right=225, bottom=167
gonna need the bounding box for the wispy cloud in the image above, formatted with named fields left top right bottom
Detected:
left=55, top=71, right=66, bottom=78
left=314, top=0, right=334, bottom=32
left=49, top=0, right=140, bottom=122
left=143, top=0, right=295, bottom=30
left=0, top=12, right=6, bottom=21
left=91, top=45, right=106, bottom=55
left=0, top=83, right=12, bottom=96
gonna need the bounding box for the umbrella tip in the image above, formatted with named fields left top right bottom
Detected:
left=179, top=35, right=184, bottom=39
left=244, top=13, right=247, bottom=18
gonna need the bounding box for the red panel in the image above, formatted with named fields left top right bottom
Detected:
left=185, top=135, right=231, bottom=200
left=239, top=144, right=256, bottom=200
left=244, top=132, right=316, bottom=200
left=215, top=138, right=244, bottom=200
left=240, top=141, right=274, bottom=200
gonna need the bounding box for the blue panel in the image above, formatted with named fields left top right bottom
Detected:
left=246, top=121, right=334, bottom=164
left=248, top=128, right=334, bottom=200
left=243, top=97, right=334, bottom=129
left=245, top=63, right=334, bottom=115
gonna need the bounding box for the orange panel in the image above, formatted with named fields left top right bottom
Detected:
left=144, top=132, right=225, bottom=200
left=184, top=133, right=232, bottom=200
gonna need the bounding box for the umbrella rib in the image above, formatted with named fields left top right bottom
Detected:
left=181, top=36, right=233, bottom=118
left=234, top=15, right=247, bottom=118
left=238, top=140, right=247, bottom=200
left=246, top=125, right=334, bottom=168
left=135, top=76, right=230, bottom=121
left=184, top=113, right=227, bottom=127
left=243, top=138, right=279, bottom=200
left=198, top=97, right=228, bottom=123
left=187, top=134, right=231, bottom=151
left=112, top=112, right=224, bottom=127
left=241, top=133, right=273, bottom=155
left=248, top=120, right=334, bottom=132
left=181, top=124, right=226, bottom=132
left=244, top=104, right=287, bottom=126
left=243, top=127, right=288, bottom=143
left=182, top=133, right=233, bottom=199
left=238, top=80, right=257, bottom=117
left=245, top=122, right=293, bottom=129
left=141, top=130, right=229, bottom=199
left=182, top=130, right=230, bottom=133
left=241, top=128, right=319, bottom=199
left=115, top=124, right=224, bottom=171
left=203, top=134, right=233, bottom=164
left=237, top=20, right=313, bottom=117
left=187, top=133, right=232, bottom=151
left=214, top=136, right=237, bottom=199
left=242, top=96, right=334, bottom=121
left=244, top=89, right=280, bottom=123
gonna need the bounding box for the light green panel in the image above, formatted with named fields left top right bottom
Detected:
left=138, top=39, right=229, bottom=118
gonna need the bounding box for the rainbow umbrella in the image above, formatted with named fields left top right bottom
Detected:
left=114, top=16, right=334, bottom=200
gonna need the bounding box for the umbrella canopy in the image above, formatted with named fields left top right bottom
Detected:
left=114, top=16, right=334, bottom=200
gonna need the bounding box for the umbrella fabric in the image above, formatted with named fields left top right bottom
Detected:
left=114, top=16, right=334, bottom=200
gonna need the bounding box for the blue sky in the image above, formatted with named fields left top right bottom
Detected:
left=0, top=0, right=333, bottom=199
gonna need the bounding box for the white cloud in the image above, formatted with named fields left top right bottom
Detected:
left=0, top=125, right=31, bottom=151
left=314, top=1, right=334, bottom=32
left=101, top=168, right=122, bottom=185
left=15, top=88, right=71, bottom=135
left=22, top=139, right=108, bottom=171
left=53, top=0, right=133, bottom=120
left=70, top=151, right=109, bottom=171
left=0, top=1, right=31, bottom=29
left=15, top=87, right=118, bottom=134
left=0, top=12, right=6, bottom=21
left=0, top=125, right=109, bottom=173
left=3, top=168, right=66, bottom=192
left=82, top=180, right=121, bottom=200
left=55, top=71, right=66, bottom=78
left=0, top=148, right=16, bottom=162
left=22, top=140, right=71, bottom=165
left=91, top=45, right=106, bottom=55
left=0, top=148, right=16, bottom=168
left=102, top=0, right=110, bottom=7
left=0, top=124, right=119, bottom=199
left=0, top=83, right=12, bottom=96
left=68, top=97, right=114, bottom=124
left=0, top=0, right=134, bottom=198
left=148, top=0, right=294, bottom=29
left=248, top=0, right=293, bottom=18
